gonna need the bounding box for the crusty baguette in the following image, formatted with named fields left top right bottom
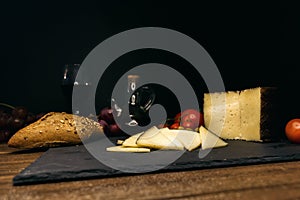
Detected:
left=8, top=112, right=103, bottom=149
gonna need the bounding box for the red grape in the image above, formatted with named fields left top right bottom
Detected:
left=12, top=106, right=28, bottom=119
left=0, top=130, right=11, bottom=142
left=0, top=104, right=44, bottom=143
left=108, top=123, right=121, bottom=135
left=0, top=113, right=9, bottom=128
left=10, top=118, right=25, bottom=130
left=98, top=120, right=109, bottom=133
left=98, top=107, right=115, bottom=124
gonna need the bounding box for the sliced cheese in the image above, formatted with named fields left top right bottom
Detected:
left=117, top=140, right=124, bottom=145
left=122, top=132, right=144, bottom=147
left=163, top=129, right=201, bottom=151
left=199, top=126, right=228, bottom=150
left=136, top=126, right=183, bottom=150
left=159, top=128, right=185, bottom=150
left=106, top=146, right=151, bottom=153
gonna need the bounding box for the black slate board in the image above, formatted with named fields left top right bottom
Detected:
left=13, top=140, right=300, bottom=186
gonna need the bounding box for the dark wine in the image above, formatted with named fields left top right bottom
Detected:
left=61, top=84, right=73, bottom=113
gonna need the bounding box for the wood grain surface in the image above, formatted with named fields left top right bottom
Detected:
left=1, top=143, right=300, bottom=200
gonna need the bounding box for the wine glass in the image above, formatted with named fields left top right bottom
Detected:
left=110, top=75, right=141, bottom=128
left=61, top=64, right=80, bottom=113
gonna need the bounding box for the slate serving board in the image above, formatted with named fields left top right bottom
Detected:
left=13, top=139, right=300, bottom=186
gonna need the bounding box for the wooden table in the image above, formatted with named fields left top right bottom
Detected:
left=1, top=143, right=300, bottom=200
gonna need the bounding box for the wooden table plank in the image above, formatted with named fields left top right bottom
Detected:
left=1, top=143, right=300, bottom=200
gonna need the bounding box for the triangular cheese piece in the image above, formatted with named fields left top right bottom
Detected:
left=165, top=129, right=201, bottom=151
left=106, top=146, right=151, bottom=153
left=159, top=128, right=185, bottom=150
left=122, top=132, right=144, bottom=147
left=199, top=126, right=228, bottom=150
left=136, top=126, right=182, bottom=150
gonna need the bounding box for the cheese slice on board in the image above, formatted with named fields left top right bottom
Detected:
left=162, top=129, right=201, bottom=151
left=199, top=126, right=228, bottom=150
left=106, top=146, right=151, bottom=153
left=136, top=126, right=183, bottom=150
left=122, top=132, right=144, bottom=147
left=159, top=128, right=185, bottom=150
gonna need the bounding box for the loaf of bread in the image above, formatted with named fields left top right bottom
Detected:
left=8, top=112, right=103, bottom=149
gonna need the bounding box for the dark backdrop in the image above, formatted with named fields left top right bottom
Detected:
left=0, top=1, right=299, bottom=126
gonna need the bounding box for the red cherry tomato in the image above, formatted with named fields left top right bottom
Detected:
left=182, top=121, right=194, bottom=129
left=180, top=109, right=204, bottom=129
left=174, top=112, right=181, bottom=123
left=170, top=123, right=180, bottom=129
left=285, top=118, right=300, bottom=144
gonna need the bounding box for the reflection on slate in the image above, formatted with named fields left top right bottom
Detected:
left=13, top=140, right=300, bottom=186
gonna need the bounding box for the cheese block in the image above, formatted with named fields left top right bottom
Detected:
left=204, top=87, right=278, bottom=142
left=199, top=126, right=228, bottom=150
left=203, top=91, right=240, bottom=140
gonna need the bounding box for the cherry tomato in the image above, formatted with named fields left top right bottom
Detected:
left=285, top=118, right=300, bottom=144
left=170, top=123, right=180, bottom=129
left=174, top=112, right=181, bottom=123
left=182, top=121, right=194, bottom=129
left=180, top=109, right=204, bottom=129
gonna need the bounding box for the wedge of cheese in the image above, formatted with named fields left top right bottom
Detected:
left=136, top=126, right=184, bottom=150
left=161, top=129, right=201, bottom=151
left=107, top=126, right=226, bottom=152
left=122, top=132, right=144, bottom=147
left=204, top=87, right=279, bottom=142
left=159, top=129, right=185, bottom=150
left=199, top=126, right=228, bottom=150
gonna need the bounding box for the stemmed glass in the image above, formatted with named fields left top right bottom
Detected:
left=61, top=64, right=80, bottom=113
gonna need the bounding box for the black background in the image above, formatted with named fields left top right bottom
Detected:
left=0, top=1, right=299, bottom=128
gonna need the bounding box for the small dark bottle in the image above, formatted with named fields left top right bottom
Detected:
left=128, top=83, right=181, bottom=127
left=128, top=85, right=156, bottom=126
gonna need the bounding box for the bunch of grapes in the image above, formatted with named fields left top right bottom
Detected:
left=0, top=103, right=45, bottom=143
left=98, top=107, right=123, bottom=136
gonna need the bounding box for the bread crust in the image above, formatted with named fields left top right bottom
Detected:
left=7, top=112, right=103, bottom=149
